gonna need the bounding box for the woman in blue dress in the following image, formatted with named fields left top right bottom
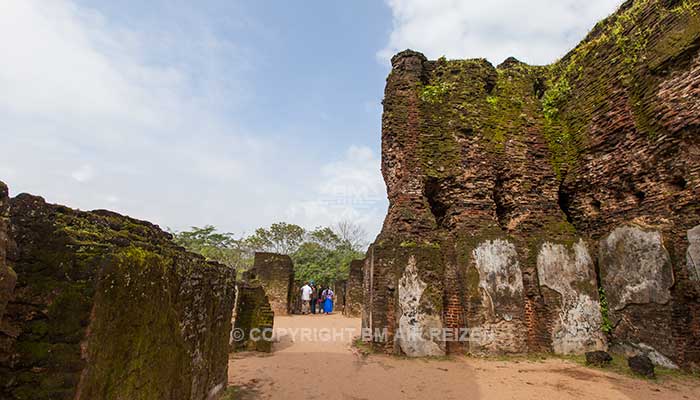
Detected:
left=322, top=288, right=334, bottom=314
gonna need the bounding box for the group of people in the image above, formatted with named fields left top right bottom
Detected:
left=300, top=281, right=334, bottom=315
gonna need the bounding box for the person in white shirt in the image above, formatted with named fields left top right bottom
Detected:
left=300, top=282, right=313, bottom=314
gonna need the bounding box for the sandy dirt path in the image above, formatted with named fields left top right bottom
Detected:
left=228, top=314, right=699, bottom=400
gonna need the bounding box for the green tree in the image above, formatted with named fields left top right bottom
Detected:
left=307, top=226, right=342, bottom=249
left=245, top=222, right=306, bottom=254
left=170, top=225, right=251, bottom=270
left=292, top=226, right=364, bottom=285
left=171, top=221, right=365, bottom=285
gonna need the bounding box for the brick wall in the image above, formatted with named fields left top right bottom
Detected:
left=251, top=252, right=294, bottom=316
left=365, top=0, right=700, bottom=368
left=344, top=259, right=364, bottom=317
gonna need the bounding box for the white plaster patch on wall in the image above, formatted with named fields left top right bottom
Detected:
left=472, top=239, right=523, bottom=320
left=599, top=225, right=673, bottom=311
left=537, top=239, right=606, bottom=354
left=687, top=225, right=700, bottom=281
left=537, top=240, right=593, bottom=293
left=553, top=293, right=606, bottom=354
left=397, top=255, right=445, bottom=357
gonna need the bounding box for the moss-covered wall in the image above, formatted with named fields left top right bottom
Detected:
left=369, top=0, right=700, bottom=369
left=0, top=181, right=16, bottom=320
left=289, top=280, right=303, bottom=314
left=343, top=260, right=364, bottom=318
left=231, top=281, right=274, bottom=353
left=545, top=0, right=700, bottom=369
left=0, top=192, right=236, bottom=400
left=251, top=253, right=294, bottom=316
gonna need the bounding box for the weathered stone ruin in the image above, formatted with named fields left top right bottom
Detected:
left=343, top=260, right=364, bottom=317
left=0, top=184, right=237, bottom=399
left=289, top=280, right=303, bottom=314
left=363, top=0, right=700, bottom=370
left=333, top=280, right=347, bottom=313
left=231, top=280, right=274, bottom=353
left=251, top=252, right=294, bottom=316
left=0, top=182, right=16, bottom=323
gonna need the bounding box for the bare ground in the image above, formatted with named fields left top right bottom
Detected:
left=228, top=314, right=700, bottom=400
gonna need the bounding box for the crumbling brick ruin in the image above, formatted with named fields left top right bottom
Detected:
left=0, top=182, right=16, bottom=323
left=289, top=280, right=303, bottom=314
left=0, top=184, right=237, bottom=399
left=364, top=0, right=700, bottom=370
left=344, top=260, right=364, bottom=317
left=334, top=280, right=347, bottom=313
left=251, top=252, right=294, bottom=316
left=231, top=280, right=274, bottom=353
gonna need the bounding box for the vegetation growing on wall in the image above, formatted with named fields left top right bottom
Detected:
left=537, top=0, right=700, bottom=173
left=598, top=287, right=613, bottom=335
left=419, top=82, right=454, bottom=104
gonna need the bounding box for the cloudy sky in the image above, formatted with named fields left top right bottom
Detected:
left=0, top=0, right=621, bottom=240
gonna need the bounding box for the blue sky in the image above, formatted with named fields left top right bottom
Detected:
left=76, top=1, right=391, bottom=154
left=0, top=0, right=621, bottom=241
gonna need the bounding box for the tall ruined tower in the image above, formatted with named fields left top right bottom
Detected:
left=364, top=0, right=700, bottom=369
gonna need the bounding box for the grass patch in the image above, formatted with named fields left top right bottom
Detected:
left=467, top=352, right=699, bottom=382
left=542, top=353, right=698, bottom=382
left=559, top=353, right=700, bottom=381
left=352, top=337, right=376, bottom=357
left=471, top=352, right=552, bottom=363
left=220, top=386, right=236, bottom=400
left=391, top=353, right=455, bottom=362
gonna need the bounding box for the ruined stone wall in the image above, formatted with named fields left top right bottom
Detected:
left=344, top=260, right=364, bottom=317
left=0, top=191, right=236, bottom=400
left=367, top=0, right=700, bottom=369
left=334, top=280, right=347, bottom=313
left=289, top=280, right=303, bottom=314
left=361, top=256, right=372, bottom=335
left=0, top=182, right=16, bottom=321
left=251, top=253, right=294, bottom=316
left=550, top=0, right=700, bottom=369
left=231, top=281, right=274, bottom=353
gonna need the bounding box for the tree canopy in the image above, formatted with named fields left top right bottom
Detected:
left=245, top=222, right=306, bottom=254
left=170, top=225, right=250, bottom=269
left=170, top=221, right=367, bottom=285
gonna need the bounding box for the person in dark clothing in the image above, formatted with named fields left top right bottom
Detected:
left=310, top=281, right=317, bottom=314
left=317, top=287, right=326, bottom=314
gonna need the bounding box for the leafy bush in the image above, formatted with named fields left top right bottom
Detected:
left=598, top=286, right=613, bottom=335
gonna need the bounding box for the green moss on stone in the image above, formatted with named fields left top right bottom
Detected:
left=4, top=195, right=235, bottom=400
left=419, top=82, right=454, bottom=104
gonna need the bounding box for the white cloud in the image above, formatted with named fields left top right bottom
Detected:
left=0, top=0, right=388, bottom=239
left=0, top=1, right=168, bottom=129
left=380, top=0, right=623, bottom=65
left=285, top=145, right=388, bottom=239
